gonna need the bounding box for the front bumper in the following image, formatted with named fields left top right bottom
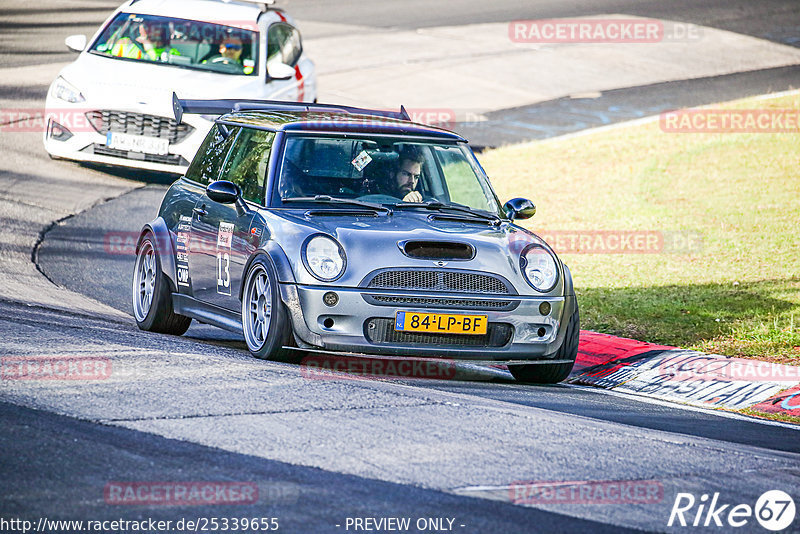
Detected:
left=280, top=283, right=577, bottom=362
left=42, top=102, right=210, bottom=174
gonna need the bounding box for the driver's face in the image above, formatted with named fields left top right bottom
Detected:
left=220, top=38, right=243, bottom=60
left=394, top=160, right=421, bottom=195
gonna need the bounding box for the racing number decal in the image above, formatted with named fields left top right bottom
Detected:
left=217, top=252, right=230, bottom=291
left=216, top=222, right=234, bottom=295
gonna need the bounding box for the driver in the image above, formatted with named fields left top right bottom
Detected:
left=204, top=37, right=253, bottom=74
left=218, top=36, right=243, bottom=61
left=384, top=146, right=425, bottom=202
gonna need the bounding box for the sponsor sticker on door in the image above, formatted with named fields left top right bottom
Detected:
left=216, top=222, right=234, bottom=295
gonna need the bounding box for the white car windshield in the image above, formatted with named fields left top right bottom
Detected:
left=278, top=136, right=503, bottom=216
left=90, top=13, right=258, bottom=76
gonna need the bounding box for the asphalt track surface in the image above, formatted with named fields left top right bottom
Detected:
left=3, top=1, right=800, bottom=533
left=38, top=185, right=800, bottom=457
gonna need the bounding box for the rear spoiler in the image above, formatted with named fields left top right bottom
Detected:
left=172, top=92, right=411, bottom=124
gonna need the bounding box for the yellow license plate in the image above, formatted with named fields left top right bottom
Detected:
left=394, top=311, right=488, bottom=335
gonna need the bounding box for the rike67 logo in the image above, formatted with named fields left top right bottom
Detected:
left=668, top=490, right=795, bottom=531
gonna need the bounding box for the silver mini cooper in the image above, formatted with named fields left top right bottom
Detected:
left=133, top=96, right=579, bottom=383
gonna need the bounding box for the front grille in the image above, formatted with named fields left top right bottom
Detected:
left=365, top=318, right=513, bottom=347
left=365, top=269, right=511, bottom=294
left=87, top=144, right=189, bottom=166
left=366, top=295, right=515, bottom=310
left=85, top=110, right=194, bottom=144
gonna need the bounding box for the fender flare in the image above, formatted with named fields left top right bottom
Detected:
left=562, top=263, right=575, bottom=297
left=136, top=217, right=178, bottom=293
left=239, top=241, right=295, bottom=301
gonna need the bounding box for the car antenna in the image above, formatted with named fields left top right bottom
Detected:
left=399, top=105, right=410, bottom=121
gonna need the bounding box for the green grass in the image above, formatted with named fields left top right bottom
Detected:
left=480, top=93, right=800, bottom=364
left=739, top=407, right=800, bottom=425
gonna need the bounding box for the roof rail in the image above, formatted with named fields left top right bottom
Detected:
left=172, top=93, right=411, bottom=124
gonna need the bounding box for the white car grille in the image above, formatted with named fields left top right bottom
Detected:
left=85, top=110, right=194, bottom=144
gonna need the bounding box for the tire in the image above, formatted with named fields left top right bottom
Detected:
left=132, top=234, right=191, bottom=335
left=509, top=305, right=579, bottom=384
left=241, top=256, right=297, bottom=362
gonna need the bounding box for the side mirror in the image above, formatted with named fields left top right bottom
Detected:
left=206, top=180, right=240, bottom=204
left=207, top=180, right=251, bottom=216
left=504, top=198, right=536, bottom=221
left=65, top=34, right=87, bottom=52
left=267, top=61, right=295, bottom=81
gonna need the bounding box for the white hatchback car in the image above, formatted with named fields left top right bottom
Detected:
left=43, top=0, right=316, bottom=174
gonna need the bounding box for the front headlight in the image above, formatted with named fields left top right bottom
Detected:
left=302, top=235, right=346, bottom=281
left=50, top=76, right=85, bottom=103
left=520, top=244, right=559, bottom=292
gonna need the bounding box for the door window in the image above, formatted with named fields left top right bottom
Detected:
left=218, top=128, right=275, bottom=204
left=185, top=125, right=239, bottom=184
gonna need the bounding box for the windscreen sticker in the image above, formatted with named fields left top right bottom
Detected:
left=351, top=150, right=372, bottom=172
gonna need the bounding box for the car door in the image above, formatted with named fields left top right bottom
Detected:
left=179, top=124, right=236, bottom=296
left=189, top=126, right=275, bottom=312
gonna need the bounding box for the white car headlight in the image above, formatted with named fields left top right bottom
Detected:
left=520, top=245, right=559, bottom=292
left=302, top=235, right=346, bottom=281
left=51, top=76, right=85, bottom=103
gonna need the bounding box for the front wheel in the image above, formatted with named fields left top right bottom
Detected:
left=241, top=256, right=296, bottom=362
left=132, top=234, right=191, bottom=335
left=509, top=306, right=579, bottom=384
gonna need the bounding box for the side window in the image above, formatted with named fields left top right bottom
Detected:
left=185, top=125, right=238, bottom=184
left=219, top=128, right=275, bottom=205
left=267, top=23, right=302, bottom=67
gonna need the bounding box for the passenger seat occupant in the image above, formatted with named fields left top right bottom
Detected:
left=111, top=20, right=179, bottom=61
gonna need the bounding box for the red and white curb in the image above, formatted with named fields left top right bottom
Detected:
left=571, top=331, right=800, bottom=420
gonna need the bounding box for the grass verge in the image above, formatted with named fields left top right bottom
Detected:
left=481, top=92, right=800, bottom=366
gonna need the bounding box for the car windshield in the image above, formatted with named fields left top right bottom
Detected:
left=278, top=136, right=503, bottom=216
left=89, top=13, right=258, bottom=76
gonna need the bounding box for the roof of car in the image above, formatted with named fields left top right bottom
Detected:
left=218, top=111, right=467, bottom=140
left=121, top=0, right=289, bottom=26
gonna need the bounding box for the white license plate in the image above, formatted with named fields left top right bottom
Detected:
left=106, top=132, right=169, bottom=155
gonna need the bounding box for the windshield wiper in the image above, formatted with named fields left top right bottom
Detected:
left=283, top=195, right=392, bottom=213
left=393, top=201, right=501, bottom=224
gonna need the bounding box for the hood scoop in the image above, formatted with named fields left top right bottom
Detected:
left=401, top=240, right=475, bottom=260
